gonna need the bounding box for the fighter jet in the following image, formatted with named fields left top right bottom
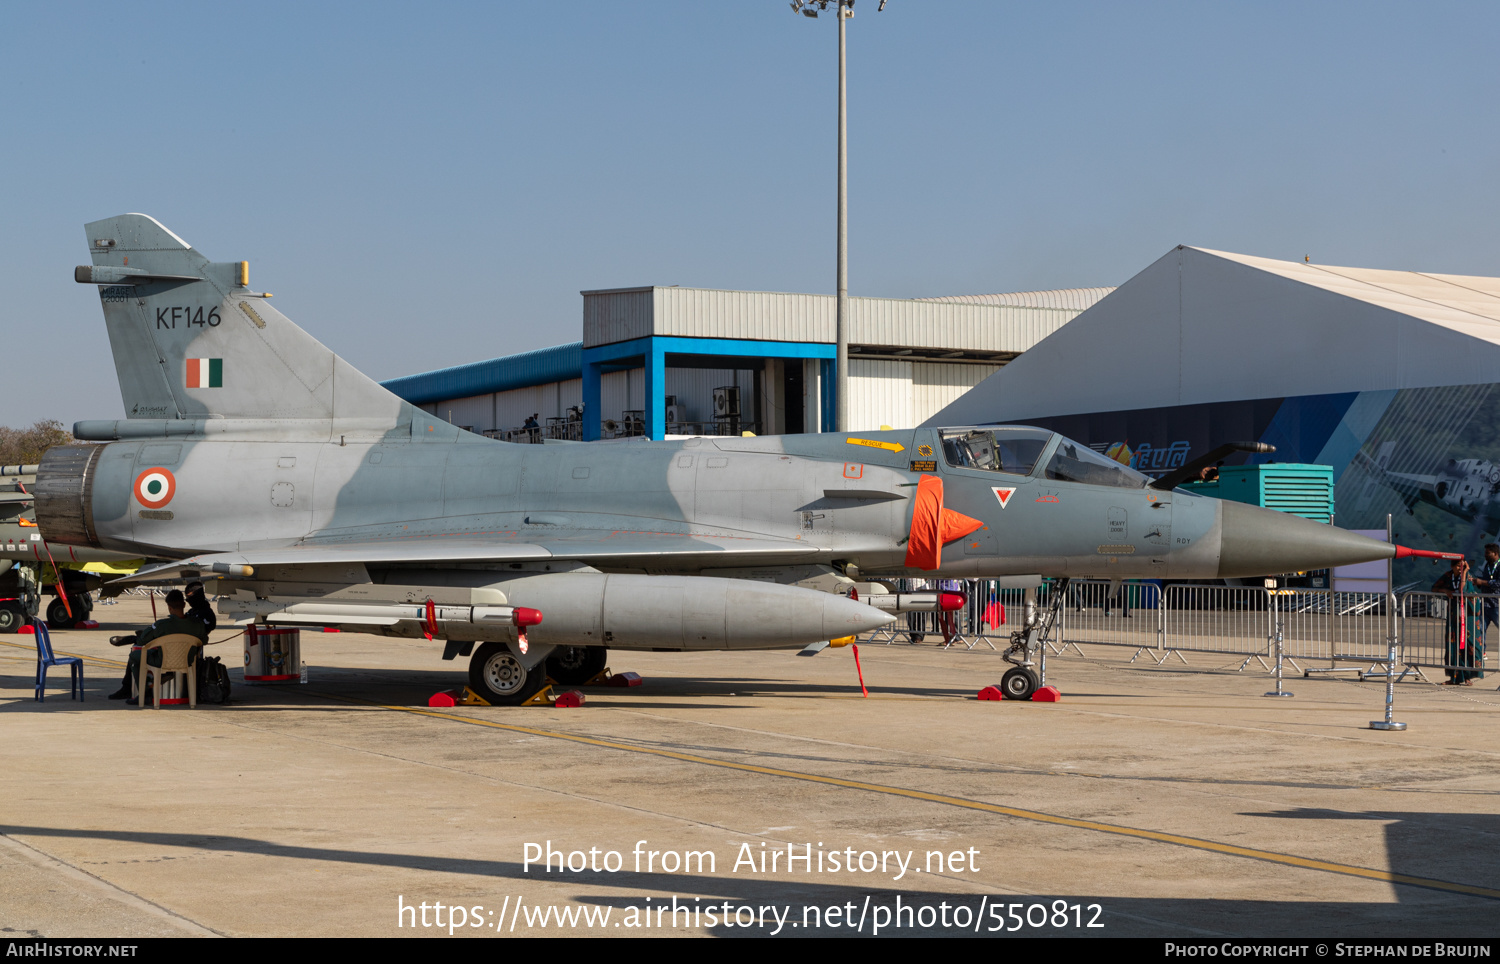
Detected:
left=38, top=214, right=1401, bottom=702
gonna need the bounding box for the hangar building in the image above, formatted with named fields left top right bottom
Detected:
left=927, top=245, right=1500, bottom=578
left=383, top=285, right=1110, bottom=441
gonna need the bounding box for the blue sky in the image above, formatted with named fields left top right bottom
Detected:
left=3, top=2, right=1497, bottom=426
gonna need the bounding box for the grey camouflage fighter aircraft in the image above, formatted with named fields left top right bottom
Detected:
left=37, top=214, right=1404, bottom=702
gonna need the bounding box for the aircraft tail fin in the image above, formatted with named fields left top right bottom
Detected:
left=80, top=214, right=410, bottom=426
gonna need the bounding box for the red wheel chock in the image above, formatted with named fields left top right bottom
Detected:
left=978, top=684, right=1060, bottom=702
left=428, top=686, right=493, bottom=707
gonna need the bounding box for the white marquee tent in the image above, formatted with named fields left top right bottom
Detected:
left=927, top=246, right=1500, bottom=426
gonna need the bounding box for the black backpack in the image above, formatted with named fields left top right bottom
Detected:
left=196, top=654, right=233, bottom=705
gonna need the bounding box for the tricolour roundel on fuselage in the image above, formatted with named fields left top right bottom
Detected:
left=134, top=468, right=176, bottom=509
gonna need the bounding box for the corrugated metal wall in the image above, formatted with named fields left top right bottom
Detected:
left=493, top=378, right=582, bottom=430
left=848, top=359, right=914, bottom=431
left=664, top=368, right=755, bottom=424
left=846, top=359, right=1003, bottom=430
left=650, top=289, right=837, bottom=346
left=425, top=379, right=584, bottom=434
left=433, top=394, right=491, bottom=432
left=581, top=288, right=655, bottom=348
left=600, top=370, right=643, bottom=422
left=847, top=299, right=1073, bottom=353
left=582, top=286, right=1078, bottom=352
left=918, top=288, right=1115, bottom=311
left=911, top=362, right=1001, bottom=424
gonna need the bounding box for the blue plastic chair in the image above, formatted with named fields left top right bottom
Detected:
left=33, top=621, right=83, bottom=702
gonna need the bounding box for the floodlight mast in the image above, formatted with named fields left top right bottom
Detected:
left=791, top=0, right=883, bottom=432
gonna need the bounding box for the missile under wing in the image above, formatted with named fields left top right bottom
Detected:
left=38, top=214, right=1400, bottom=702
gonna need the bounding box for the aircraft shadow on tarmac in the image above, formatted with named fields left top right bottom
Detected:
left=5, top=660, right=980, bottom=709
left=1245, top=807, right=1500, bottom=896
left=0, top=822, right=1494, bottom=937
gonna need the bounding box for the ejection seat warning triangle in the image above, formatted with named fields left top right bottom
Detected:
left=992, top=487, right=1016, bottom=509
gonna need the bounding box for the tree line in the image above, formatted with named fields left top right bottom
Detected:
left=0, top=420, right=75, bottom=467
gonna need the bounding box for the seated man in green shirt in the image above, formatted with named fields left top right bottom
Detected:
left=107, top=589, right=209, bottom=704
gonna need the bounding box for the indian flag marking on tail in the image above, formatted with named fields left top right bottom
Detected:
left=186, top=358, right=223, bottom=388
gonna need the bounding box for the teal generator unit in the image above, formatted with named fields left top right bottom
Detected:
left=1185, top=463, right=1335, bottom=524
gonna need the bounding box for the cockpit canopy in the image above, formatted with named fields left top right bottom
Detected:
left=940, top=428, right=1051, bottom=475
left=939, top=428, right=1151, bottom=489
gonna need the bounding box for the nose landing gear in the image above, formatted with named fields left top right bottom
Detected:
left=1000, top=666, right=1040, bottom=701
left=997, top=577, right=1067, bottom=701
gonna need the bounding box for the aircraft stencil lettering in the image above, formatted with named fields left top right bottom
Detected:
left=157, top=307, right=221, bottom=329
left=39, top=214, right=1400, bottom=702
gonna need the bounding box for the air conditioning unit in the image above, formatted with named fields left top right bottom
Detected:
left=664, top=404, right=684, bottom=424
left=713, top=386, right=740, bottom=418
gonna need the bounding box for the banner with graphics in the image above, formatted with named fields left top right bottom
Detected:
left=1016, top=383, right=1500, bottom=588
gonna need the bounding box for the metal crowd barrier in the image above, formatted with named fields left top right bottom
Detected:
left=878, top=580, right=1492, bottom=686
left=1277, top=589, right=1391, bottom=673
left=1400, top=591, right=1495, bottom=682
left=1160, top=584, right=1271, bottom=666
left=1058, top=579, right=1162, bottom=658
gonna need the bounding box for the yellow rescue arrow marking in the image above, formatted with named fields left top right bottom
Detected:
left=846, top=437, right=905, bottom=453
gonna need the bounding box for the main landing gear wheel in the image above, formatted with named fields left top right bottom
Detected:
left=1001, top=667, right=1040, bottom=701
left=0, top=602, right=24, bottom=634
left=47, top=597, right=80, bottom=630
left=468, top=642, right=548, bottom=706
left=545, top=645, right=607, bottom=685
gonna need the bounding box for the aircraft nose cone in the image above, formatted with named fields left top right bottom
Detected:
left=1216, top=500, right=1395, bottom=579
left=823, top=593, right=897, bottom=637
